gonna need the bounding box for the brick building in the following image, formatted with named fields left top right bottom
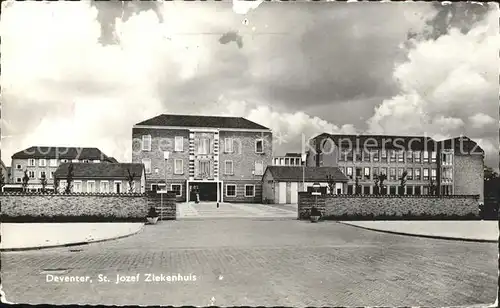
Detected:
left=7, top=146, right=115, bottom=192
left=306, top=134, right=484, bottom=201
left=132, top=114, right=272, bottom=203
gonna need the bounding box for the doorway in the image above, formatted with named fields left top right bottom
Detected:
left=189, top=182, right=222, bottom=202
left=115, top=182, right=121, bottom=193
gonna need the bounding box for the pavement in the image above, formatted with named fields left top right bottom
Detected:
left=0, top=223, right=144, bottom=251
left=177, top=202, right=297, bottom=219
left=340, top=221, right=499, bottom=242
left=1, top=219, right=497, bottom=306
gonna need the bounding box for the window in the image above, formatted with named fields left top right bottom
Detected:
left=347, top=185, right=353, bottom=195
left=198, top=160, right=210, bottom=178
left=224, top=138, right=234, bottom=153
left=442, top=153, right=453, bottom=165
left=346, top=150, right=353, bottom=161
left=16, top=178, right=22, bottom=183
left=423, top=168, right=429, bottom=181
left=285, top=158, right=289, bottom=165
left=431, top=168, right=437, bottom=181
left=93, top=160, right=100, bottom=163
left=280, top=158, right=285, bottom=165
left=16, top=164, right=22, bottom=169
left=354, top=149, right=362, bottom=162
left=398, top=151, right=404, bottom=162
left=72, top=159, right=79, bottom=163
left=389, top=186, right=397, bottom=195
left=407, top=168, right=413, bottom=180
left=142, top=159, right=151, bottom=174
left=372, top=150, right=379, bottom=162
left=406, top=185, right=414, bottom=195
left=28, top=171, right=35, bottom=178
left=171, top=184, right=182, bottom=197
left=245, top=185, right=255, bottom=197
left=174, top=159, right=184, bottom=175
left=363, top=149, right=371, bottom=162
left=389, top=150, right=396, bottom=162
left=73, top=181, right=82, bottom=193
left=398, top=168, right=404, bottom=179
left=226, top=184, right=236, bottom=197
left=87, top=181, right=96, bottom=193
left=290, top=158, right=295, bottom=166
left=254, top=161, right=264, bottom=176
left=28, top=159, right=36, bottom=167
left=381, top=167, right=388, bottom=176
left=415, top=168, right=421, bottom=180
left=423, top=151, right=429, bottom=163
left=389, top=168, right=396, bottom=180
left=255, top=139, right=264, bottom=153
left=39, top=159, right=46, bottom=167
left=414, top=151, right=421, bottom=163
left=49, top=159, right=58, bottom=167
left=40, top=171, right=46, bottom=179
left=423, top=186, right=429, bottom=195
left=431, top=151, right=437, bottom=163
left=381, top=150, right=388, bottom=162
left=363, top=186, right=371, bottom=195
left=338, top=150, right=346, bottom=162
left=142, top=135, right=152, bottom=151
left=406, top=151, right=413, bottom=163
left=174, top=136, right=184, bottom=152
left=355, top=167, right=362, bottom=178
left=373, top=167, right=379, bottom=178
left=346, top=167, right=353, bottom=179
left=100, top=181, right=109, bottom=193
left=224, top=160, right=234, bottom=175
left=414, top=186, right=421, bottom=195
left=364, top=167, right=371, bottom=180
left=197, top=138, right=210, bottom=155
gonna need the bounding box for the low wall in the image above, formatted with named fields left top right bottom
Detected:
left=0, top=192, right=176, bottom=222
left=146, top=191, right=176, bottom=220
left=298, top=193, right=480, bottom=220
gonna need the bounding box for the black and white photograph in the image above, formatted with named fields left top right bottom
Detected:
left=0, top=0, right=498, bottom=306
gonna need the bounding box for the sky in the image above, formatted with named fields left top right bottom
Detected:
left=1, top=1, right=499, bottom=169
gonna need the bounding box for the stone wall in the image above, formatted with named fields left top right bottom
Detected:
left=0, top=192, right=176, bottom=222
left=298, top=193, right=480, bottom=220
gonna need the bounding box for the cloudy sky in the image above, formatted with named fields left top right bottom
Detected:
left=1, top=1, right=498, bottom=169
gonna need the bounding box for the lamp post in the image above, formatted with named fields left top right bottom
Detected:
left=301, top=153, right=307, bottom=192
left=162, top=151, right=170, bottom=221
left=312, top=182, right=321, bottom=208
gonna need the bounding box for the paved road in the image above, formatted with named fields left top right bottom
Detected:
left=177, top=202, right=297, bottom=219
left=1, top=220, right=497, bottom=306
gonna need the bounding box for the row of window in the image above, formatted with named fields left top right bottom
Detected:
left=18, top=159, right=100, bottom=169
left=337, top=150, right=452, bottom=164
left=168, top=184, right=256, bottom=198
left=15, top=171, right=55, bottom=183
left=273, top=157, right=302, bottom=166
left=345, top=184, right=452, bottom=195
left=141, top=135, right=265, bottom=154
left=58, top=180, right=131, bottom=193
left=141, top=159, right=265, bottom=176
left=341, top=166, right=441, bottom=182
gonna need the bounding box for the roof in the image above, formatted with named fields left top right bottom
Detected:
left=106, top=157, right=119, bottom=163
left=264, top=166, right=349, bottom=182
left=135, top=114, right=269, bottom=130
left=0, top=159, right=6, bottom=169
left=285, top=153, right=302, bottom=157
left=12, top=146, right=112, bottom=160
left=312, top=133, right=438, bottom=151
left=54, top=163, right=144, bottom=179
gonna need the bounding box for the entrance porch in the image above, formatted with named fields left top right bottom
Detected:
left=186, top=180, right=223, bottom=203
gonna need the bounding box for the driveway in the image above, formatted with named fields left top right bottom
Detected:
left=177, top=202, right=297, bottom=219
left=1, top=220, right=496, bottom=306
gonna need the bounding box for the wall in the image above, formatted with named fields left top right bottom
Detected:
left=146, top=191, right=177, bottom=220
left=132, top=127, right=190, bottom=188
left=454, top=154, right=484, bottom=202
left=298, top=193, right=480, bottom=220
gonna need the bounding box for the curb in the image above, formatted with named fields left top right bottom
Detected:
left=0, top=224, right=145, bottom=252
left=338, top=222, right=498, bottom=243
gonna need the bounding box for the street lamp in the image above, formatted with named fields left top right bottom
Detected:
left=312, top=182, right=321, bottom=208
left=301, top=153, right=307, bottom=192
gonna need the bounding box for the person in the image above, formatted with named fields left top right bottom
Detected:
left=195, top=186, right=200, bottom=203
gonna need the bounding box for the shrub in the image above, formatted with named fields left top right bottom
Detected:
left=147, top=206, right=159, bottom=217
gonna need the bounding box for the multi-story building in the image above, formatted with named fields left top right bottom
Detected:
left=306, top=134, right=484, bottom=201
left=132, top=114, right=272, bottom=203
left=8, top=146, right=115, bottom=192
left=272, top=153, right=304, bottom=166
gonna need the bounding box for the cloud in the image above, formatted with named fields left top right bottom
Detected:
left=232, top=0, right=264, bottom=15
left=367, top=5, right=499, bottom=167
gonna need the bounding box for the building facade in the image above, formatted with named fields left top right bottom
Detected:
left=8, top=147, right=115, bottom=192
left=132, top=114, right=272, bottom=203
left=54, top=163, right=146, bottom=193
left=1, top=159, right=11, bottom=186
left=272, top=153, right=304, bottom=166
left=306, top=134, right=484, bottom=201
left=262, top=166, right=348, bottom=204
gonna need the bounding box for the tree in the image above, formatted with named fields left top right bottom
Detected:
left=484, top=166, right=499, bottom=181
left=354, top=176, right=361, bottom=194
left=399, top=170, right=408, bottom=195
left=54, top=179, right=60, bottom=194
left=64, top=163, right=74, bottom=194
left=378, top=173, right=387, bottom=195
left=0, top=168, right=5, bottom=192
left=126, top=168, right=136, bottom=193
left=40, top=172, right=48, bottom=193
left=22, top=170, right=30, bottom=192
left=326, top=174, right=336, bottom=195
left=428, top=177, right=437, bottom=195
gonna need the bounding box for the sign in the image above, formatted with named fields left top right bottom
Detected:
left=312, top=192, right=321, bottom=196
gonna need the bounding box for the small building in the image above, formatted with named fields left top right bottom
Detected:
left=54, top=163, right=146, bottom=193
left=262, top=166, right=349, bottom=204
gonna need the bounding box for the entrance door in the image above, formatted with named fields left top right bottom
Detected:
left=290, top=182, right=298, bottom=204
left=278, top=182, right=287, bottom=204
left=115, top=182, right=121, bottom=193
left=197, top=182, right=217, bottom=201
